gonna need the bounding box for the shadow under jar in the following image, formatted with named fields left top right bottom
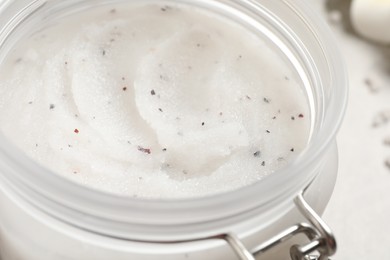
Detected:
left=0, top=0, right=347, bottom=259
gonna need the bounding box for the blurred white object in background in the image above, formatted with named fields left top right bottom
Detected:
left=351, top=0, right=390, bottom=44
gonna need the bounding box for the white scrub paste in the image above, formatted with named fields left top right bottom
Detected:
left=0, top=3, right=310, bottom=198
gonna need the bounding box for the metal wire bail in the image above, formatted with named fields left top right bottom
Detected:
left=224, top=192, right=337, bottom=260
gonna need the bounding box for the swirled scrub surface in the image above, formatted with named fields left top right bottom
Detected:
left=0, top=3, right=310, bottom=198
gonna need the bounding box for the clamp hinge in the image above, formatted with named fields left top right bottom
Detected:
left=224, top=192, right=337, bottom=260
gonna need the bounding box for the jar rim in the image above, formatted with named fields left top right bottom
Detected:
left=0, top=0, right=347, bottom=240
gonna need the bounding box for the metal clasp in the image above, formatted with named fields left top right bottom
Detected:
left=223, top=192, right=336, bottom=260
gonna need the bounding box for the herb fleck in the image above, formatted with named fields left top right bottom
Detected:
left=266, top=130, right=271, bottom=134
left=159, top=108, right=163, bottom=112
left=290, top=148, right=295, bottom=152
left=151, top=89, right=156, bottom=95
left=137, top=146, right=151, bottom=154
left=364, top=78, right=373, bottom=87
left=74, top=128, right=79, bottom=134
left=49, top=104, right=55, bottom=110
left=263, top=97, right=270, bottom=103
left=364, top=78, right=378, bottom=93
left=372, top=111, right=390, bottom=128
left=122, top=87, right=127, bottom=91
left=261, top=161, right=266, bottom=166
left=159, top=74, right=168, bottom=81
left=385, top=159, right=390, bottom=170
left=291, top=116, right=295, bottom=121
left=162, top=163, right=171, bottom=170
left=253, top=151, right=261, bottom=158
left=162, top=148, right=167, bottom=152
left=202, top=122, right=205, bottom=126
left=298, top=114, right=304, bottom=118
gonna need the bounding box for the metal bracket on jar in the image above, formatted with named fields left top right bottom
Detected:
left=221, top=192, right=337, bottom=260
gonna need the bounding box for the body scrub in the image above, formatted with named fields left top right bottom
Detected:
left=0, top=2, right=310, bottom=199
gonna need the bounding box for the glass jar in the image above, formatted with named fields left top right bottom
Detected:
left=0, top=0, right=348, bottom=259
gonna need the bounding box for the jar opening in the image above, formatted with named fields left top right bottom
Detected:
left=0, top=0, right=347, bottom=241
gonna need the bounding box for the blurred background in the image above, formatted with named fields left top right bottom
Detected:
left=308, top=1, right=390, bottom=259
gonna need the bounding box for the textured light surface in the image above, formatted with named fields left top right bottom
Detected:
left=0, top=3, right=310, bottom=199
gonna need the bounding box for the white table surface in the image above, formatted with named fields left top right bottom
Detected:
left=308, top=1, right=390, bottom=259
